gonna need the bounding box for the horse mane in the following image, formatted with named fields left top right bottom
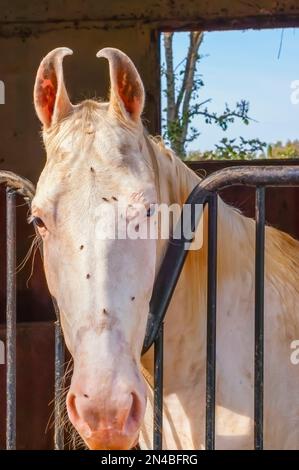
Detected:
left=148, top=134, right=299, bottom=338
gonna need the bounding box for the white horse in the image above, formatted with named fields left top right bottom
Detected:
left=32, top=47, right=299, bottom=450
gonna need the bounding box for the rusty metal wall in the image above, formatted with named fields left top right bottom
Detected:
left=0, top=322, right=55, bottom=449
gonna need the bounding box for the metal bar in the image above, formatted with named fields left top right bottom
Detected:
left=6, top=189, right=17, bottom=450
left=143, top=165, right=299, bottom=354
left=54, top=320, right=65, bottom=450
left=192, top=166, right=299, bottom=192
left=254, top=187, right=266, bottom=450
left=142, top=187, right=211, bottom=354
left=205, top=194, right=218, bottom=450
left=36, top=234, right=64, bottom=450
left=153, top=323, right=164, bottom=450
left=35, top=211, right=64, bottom=451
left=0, top=171, right=35, bottom=202
left=141, top=165, right=299, bottom=450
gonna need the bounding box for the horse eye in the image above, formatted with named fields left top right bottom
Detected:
left=147, top=205, right=155, bottom=217
left=33, top=217, right=46, bottom=229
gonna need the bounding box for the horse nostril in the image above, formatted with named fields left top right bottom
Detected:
left=67, top=386, right=145, bottom=442
left=123, top=392, right=142, bottom=435
left=66, top=392, right=80, bottom=425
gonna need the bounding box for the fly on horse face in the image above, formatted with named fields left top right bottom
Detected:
left=32, top=47, right=299, bottom=450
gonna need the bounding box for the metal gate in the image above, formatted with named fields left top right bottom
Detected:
left=2, top=166, right=299, bottom=450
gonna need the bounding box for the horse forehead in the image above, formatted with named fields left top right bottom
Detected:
left=45, top=134, right=145, bottom=187
left=35, top=158, right=153, bottom=214
left=36, top=121, right=153, bottom=207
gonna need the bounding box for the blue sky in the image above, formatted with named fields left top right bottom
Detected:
left=160, top=29, right=299, bottom=152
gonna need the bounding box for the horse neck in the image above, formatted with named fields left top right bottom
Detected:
left=149, top=143, right=255, bottom=387
left=152, top=142, right=254, bottom=290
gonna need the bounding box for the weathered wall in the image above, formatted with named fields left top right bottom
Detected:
left=1, top=0, right=299, bottom=31
left=0, top=322, right=55, bottom=449
left=0, top=22, right=159, bottom=183
left=1, top=0, right=299, bottom=183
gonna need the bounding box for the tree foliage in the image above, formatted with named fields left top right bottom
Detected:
left=162, top=31, right=256, bottom=158
left=162, top=32, right=265, bottom=159
left=267, top=140, right=299, bottom=159
left=186, top=139, right=299, bottom=160
left=186, top=137, right=267, bottom=160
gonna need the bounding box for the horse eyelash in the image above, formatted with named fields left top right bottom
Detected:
left=27, top=214, right=34, bottom=224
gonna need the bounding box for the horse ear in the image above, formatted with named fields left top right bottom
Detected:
left=96, top=48, right=145, bottom=122
left=34, top=47, right=73, bottom=129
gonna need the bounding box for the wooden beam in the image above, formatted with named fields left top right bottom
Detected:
left=1, top=0, right=299, bottom=33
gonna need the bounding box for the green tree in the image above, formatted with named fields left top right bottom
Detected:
left=186, top=137, right=267, bottom=160
left=266, top=140, right=299, bottom=158
left=162, top=32, right=264, bottom=159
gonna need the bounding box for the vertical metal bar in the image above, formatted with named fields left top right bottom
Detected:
left=38, top=237, right=65, bottom=450
left=254, top=187, right=265, bottom=450
left=153, top=323, right=164, bottom=450
left=54, top=320, right=65, bottom=450
left=6, top=189, right=17, bottom=450
left=205, top=194, right=218, bottom=450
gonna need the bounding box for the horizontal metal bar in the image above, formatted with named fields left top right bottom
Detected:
left=192, top=166, right=299, bottom=193
left=6, top=189, right=17, bottom=450
left=254, top=187, right=266, bottom=450
left=205, top=194, right=218, bottom=450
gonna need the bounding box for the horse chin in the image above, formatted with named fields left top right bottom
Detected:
left=83, top=432, right=140, bottom=451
